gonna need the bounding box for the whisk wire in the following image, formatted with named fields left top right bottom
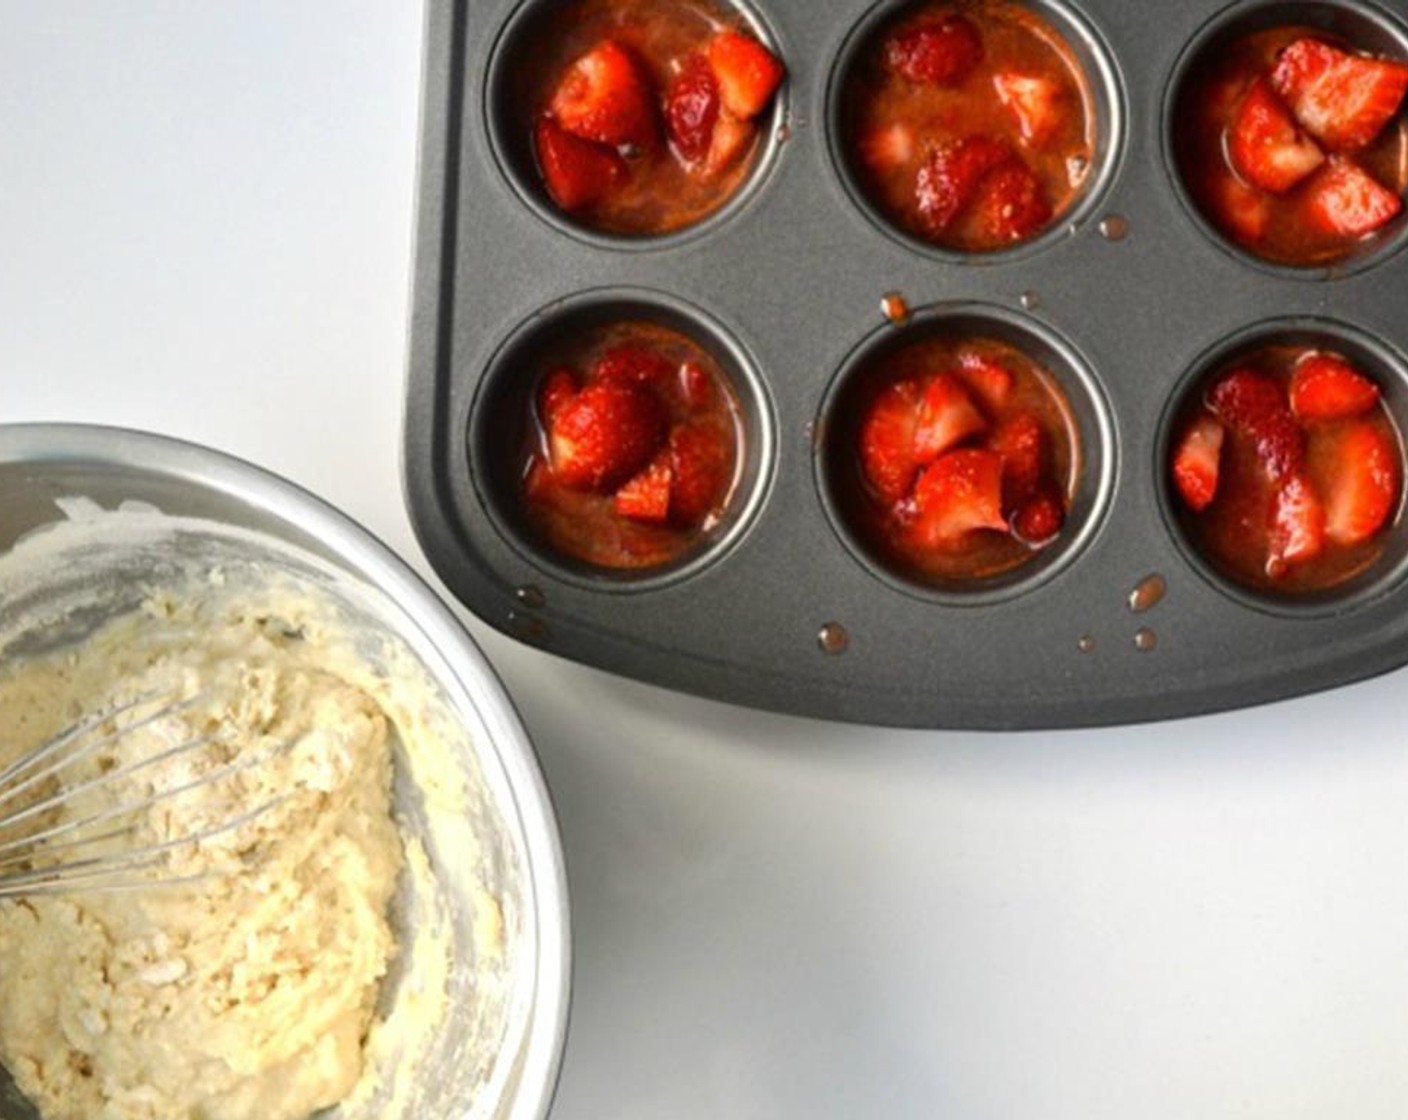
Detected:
left=0, top=731, right=221, bottom=845
left=0, top=737, right=288, bottom=860
left=0, top=691, right=294, bottom=898
left=0, top=690, right=207, bottom=814
left=0, top=795, right=289, bottom=898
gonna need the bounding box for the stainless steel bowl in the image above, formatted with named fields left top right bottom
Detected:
left=0, top=424, right=570, bottom=1120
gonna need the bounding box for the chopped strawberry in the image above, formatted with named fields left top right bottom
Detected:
left=1205, top=72, right=1255, bottom=126
left=666, top=54, right=720, bottom=163
left=548, top=381, right=667, bottom=491
left=1271, top=38, right=1408, bottom=151
left=1268, top=474, right=1326, bottom=576
left=1228, top=77, right=1325, bottom=194
left=1012, top=492, right=1066, bottom=544
left=614, top=450, right=674, bottom=524
left=886, top=15, right=983, bottom=87
left=957, top=354, right=1015, bottom=412
left=913, top=374, right=987, bottom=461
left=1171, top=414, right=1226, bottom=513
left=537, top=367, right=578, bottom=429
left=707, top=31, right=785, bottom=120
left=990, top=412, right=1046, bottom=507
left=669, top=424, right=732, bottom=526
left=680, top=360, right=713, bottom=409
left=534, top=117, right=626, bottom=212
left=524, top=457, right=554, bottom=501
left=993, top=72, right=1065, bottom=148
left=549, top=41, right=658, bottom=150
left=1303, top=157, right=1403, bottom=238
left=915, top=135, right=1012, bottom=232
left=859, top=122, right=918, bottom=172
left=704, top=113, right=757, bottom=177
left=910, top=449, right=1009, bottom=546
left=1207, top=368, right=1305, bottom=484
left=1289, top=353, right=1381, bottom=421
left=975, top=160, right=1052, bottom=243
left=1322, top=420, right=1401, bottom=546
left=1210, top=169, right=1272, bottom=243
left=594, top=345, right=675, bottom=387
left=859, top=379, right=922, bottom=504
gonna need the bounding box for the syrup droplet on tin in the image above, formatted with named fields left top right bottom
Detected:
left=1128, top=574, right=1166, bottom=615
left=1100, top=214, right=1129, bottom=242
left=1077, top=634, right=1096, bottom=654
left=818, top=623, right=850, bottom=655
left=776, top=122, right=793, bottom=144
left=1134, top=628, right=1158, bottom=652
left=516, top=585, right=546, bottom=610
left=1019, top=290, right=1040, bottom=311
left=881, top=292, right=910, bottom=324
left=508, top=611, right=551, bottom=643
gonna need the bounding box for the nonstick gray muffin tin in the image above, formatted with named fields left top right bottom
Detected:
left=405, top=0, right=1408, bottom=728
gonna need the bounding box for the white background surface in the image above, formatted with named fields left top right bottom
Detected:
left=4, top=4, right=1408, bottom=1117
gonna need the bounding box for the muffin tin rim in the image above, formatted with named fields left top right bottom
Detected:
left=822, top=0, right=1132, bottom=267
left=464, top=285, right=779, bottom=594
left=812, top=299, right=1120, bottom=607
left=1160, top=0, right=1408, bottom=282
left=481, top=0, right=794, bottom=253
left=1154, top=313, right=1408, bottom=619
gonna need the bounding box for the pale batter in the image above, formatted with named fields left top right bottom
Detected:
left=0, top=572, right=422, bottom=1120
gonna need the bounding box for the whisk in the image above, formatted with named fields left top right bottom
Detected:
left=0, top=691, right=285, bottom=898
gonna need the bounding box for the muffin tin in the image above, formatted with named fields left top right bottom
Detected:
left=405, top=0, right=1408, bottom=728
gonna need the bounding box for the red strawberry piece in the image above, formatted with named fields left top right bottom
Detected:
left=859, top=122, right=918, bottom=172
left=1228, top=77, right=1325, bottom=194
left=704, top=113, right=757, bottom=177
left=1210, top=169, right=1272, bottom=244
left=993, top=72, right=1065, bottom=149
left=975, top=160, right=1052, bottom=243
left=1289, top=353, right=1381, bottom=421
left=594, top=344, right=675, bottom=387
left=666, top=54, right=720, bottom=163
left=524, top=457, right=554, bottom=501
left=707, top=31, right=785, bottom=121
left=614, top=450, right=674, bottom=524
left=913, top=373, right=987, bottom=461
left=859, top=378, right=922, bottom=504
left=534, top=117, right=627, bottom=212
left=549, top=382, right=667, bottom=491
left=1303, top=157, right=1403, bottom=238
left=1171, top=414, right=1226, bottom=513
left=915, top=135, right=1013, bottom=232
left=990, top=412, right=1046, bottom=507
left=680, top=360, right=713, bottom=409
left=1012, top=491, right=1066, bottom=544
left=910, top=449, right=1009, bottom=547
left=957, top=353, right=1015, bottom=412
left=669, top=424, right=733, bottom=526
left=1322, top=420, right=1401, bottom=546
left=550, top=41, right=657, bottom=150
left=537, top=366, right=578, bottom=428
left=1271, top=38, right=1408, bottom=152
left=1268, top=474, right=1326, bottom=576
left=1205, top=73, right=1255, bottom=126
left=886, top=15, right=983, bottom=87
left=1207, top=368, right=1305, bottom=484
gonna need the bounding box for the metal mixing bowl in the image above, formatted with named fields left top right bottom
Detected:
left=0, top=424, right=570, bottom=1120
